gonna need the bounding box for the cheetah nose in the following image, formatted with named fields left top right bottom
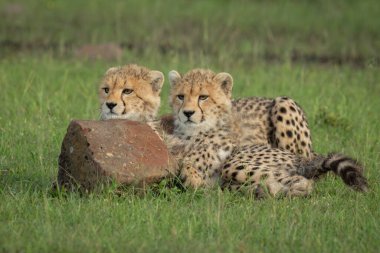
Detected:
left=183, top=110, right=195, bottom=118
left=106, top=102, right=117, bottom=110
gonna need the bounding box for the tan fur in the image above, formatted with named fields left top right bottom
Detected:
left=164, top=80, right=314, bottom=158
left=221, top=145, right=314, bottom=197
left=232, top=96, right=313, bottom=158
left=168, top=68, right=314, bottom=197
left=168, top=69, right=236, bottom=188
left=99, top=64, right=164, bottom=122
left=169, top=69, right=233, bottom=134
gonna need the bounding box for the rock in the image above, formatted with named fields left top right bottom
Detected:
left=75, top=43, right=123, bottom=61
left=57, top=120, right=178, bottom=191
left=2, top=3, right=24, bottom=16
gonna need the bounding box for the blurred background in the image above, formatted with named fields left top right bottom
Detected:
left=1, top=0, right=379, bottom=67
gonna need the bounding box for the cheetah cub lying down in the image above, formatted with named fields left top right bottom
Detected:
left=98, top=64, right=174, bottom=136
left=99, top=64, right=164, bottom=121
left=168, top=69, right=368, bottom=196
left=98, top=65, right=368, bottom=196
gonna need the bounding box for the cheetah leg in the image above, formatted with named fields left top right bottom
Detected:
left=273, top=170, right=314, bottom=197
left=223, top=165, right=313, bottom=198
left=286, top=176, right=314, bottom=197
left=180, top=164, right=206, bottom=189
left=222, top=166, right=286, bottom=198
left=264, top=176, right=286, bottom=197
left=223, top=181, right=269, bottom=199
left=271, top=97, right=314, bottom=159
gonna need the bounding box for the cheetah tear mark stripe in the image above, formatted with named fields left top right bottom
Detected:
left=198, top=99, right=205, bottom=123
left=121, top=96, right=127, bottom=114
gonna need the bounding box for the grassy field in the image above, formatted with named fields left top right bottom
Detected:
left=1, top=0, right=379, bottom=252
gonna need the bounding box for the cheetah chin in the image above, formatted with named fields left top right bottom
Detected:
left=100, top=112, right=141, bottom=121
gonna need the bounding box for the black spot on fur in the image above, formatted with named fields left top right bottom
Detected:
left=293, top=178, right=300, bottom=184
left=280, top=107, right=287, bottom=113
left=286, top=130, right=293, bottom=138
left=277, top=115, right=283, bottom=122
left=290, top=106, right=296, bottom=112
left=236, top=165, right=245, bottom=170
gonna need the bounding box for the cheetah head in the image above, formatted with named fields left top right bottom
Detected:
left=168, top=69, right=233, bottom=133
left=99, top=64, right=164, bottom=122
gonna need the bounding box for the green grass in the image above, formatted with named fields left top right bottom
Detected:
left=1, top=0, right=380, bottom=252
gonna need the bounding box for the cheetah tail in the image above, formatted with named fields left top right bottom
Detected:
left=300, top=153, right=369, bottom=192
left=322, top=153, right=368, bottom=192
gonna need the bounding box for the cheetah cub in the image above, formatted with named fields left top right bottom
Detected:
left=99, top=64, right=164, bottom=122
left=168, top=69, right=368, bottom=195
left=168, top=69, right=238, bottom=188
left=98, top=64, right=176, bottom=137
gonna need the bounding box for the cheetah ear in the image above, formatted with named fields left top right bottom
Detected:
left=149, top=70, right=164, bottom=93
left=105, top=66, right=119, bottom=74
left=214, top=72, right=233, bottom=96
left=168, top=70, right=181, bottom=87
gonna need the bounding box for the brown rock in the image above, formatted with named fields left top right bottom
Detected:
left=2, top=3, right=24, bottom=16
left=57, top=120, right=178, bottom=191
left=75, top=43, right=123, bottom=61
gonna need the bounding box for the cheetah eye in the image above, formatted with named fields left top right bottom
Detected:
left=199, top=95, right=209, bottom=101
left=177, top=95, right=184, bottom=101
left=103, top=87, right=109, bottom=94
left=122, top=88, right=133, bottom=95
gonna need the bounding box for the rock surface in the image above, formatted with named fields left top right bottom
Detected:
left=57, top=120, right=178, bottom=190
left=75, top=43, right=123, bottom=61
